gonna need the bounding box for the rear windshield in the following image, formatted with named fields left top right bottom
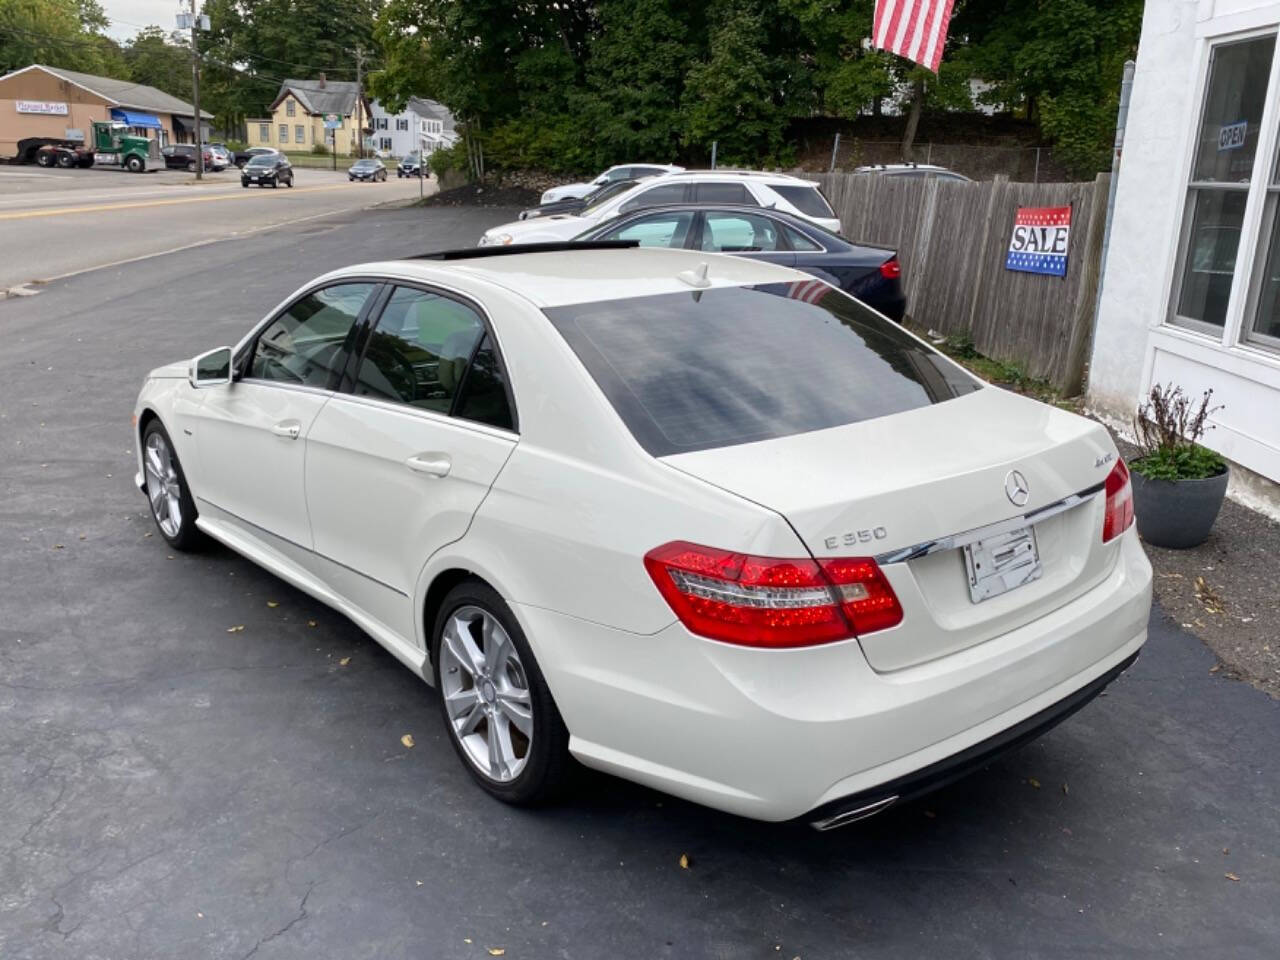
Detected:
left=544, top=284, right=980, bottom=456
left=772, top=184, right=836, bottom=219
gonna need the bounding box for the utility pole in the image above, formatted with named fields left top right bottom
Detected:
left=179, top=1, right=208, bottom=179
left=354, top=46, right=366, bottom=160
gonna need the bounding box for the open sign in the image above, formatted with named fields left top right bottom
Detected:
left=1218, top=121, right=1247, bottom=151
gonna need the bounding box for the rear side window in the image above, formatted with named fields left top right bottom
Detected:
left=544, top=285, right=979, bottom=456
left=771, top=184, right=836, bottom=219
left=783, top=225, right=823, bottom=252
left=694, top=182, right=753, bottom=204
left=620, top=183, right=689, bottom=212
left=599, top=211, right=695, bottom=248
left=700, top=212, right=783, bottom=252
left=454, top=336, right=514, bottom=430
left=353, top=286, right=484, bottom=413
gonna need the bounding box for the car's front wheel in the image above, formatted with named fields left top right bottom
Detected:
left=432, top=581, right=570, bottom=805
left=141, top=420, right=201, bottom=550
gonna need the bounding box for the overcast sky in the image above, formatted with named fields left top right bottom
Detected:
left=102, top=0, right=190, bottom=41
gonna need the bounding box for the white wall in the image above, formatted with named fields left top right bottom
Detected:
left=1088, top=0, right=1280, bottom=516
left=367, top=101, right=416, bottom=157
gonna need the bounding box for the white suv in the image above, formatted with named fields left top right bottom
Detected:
left=540, top=163, right=685, bottom=204
left=482, top=171, right=842, bottom=245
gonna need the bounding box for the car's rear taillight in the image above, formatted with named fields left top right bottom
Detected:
left=879, top=256, right=902, bottom=280
left=643, top=541, right=902, bottom=648
left=1102, top=459, right=1134, bottom=543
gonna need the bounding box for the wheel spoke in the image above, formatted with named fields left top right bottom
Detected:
left=166, top=495, right=182, bottom=532
left=147, top=483, right=165, bottom=515
left=442, top=618, right=480, bottom=677
left=490, top=715, right=518, bottom=778
left=497, top=693, right=533, bottom=738
left=444, top=686, right=479, bottom=721
left=458, top=701, right=485, bottom=737
left=482, top=615, right=510, bottom=675
left=145, top=444, right=165, bottom=477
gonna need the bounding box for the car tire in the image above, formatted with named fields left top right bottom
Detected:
left=141, top=419, right=202, bottom=551
left=126, top=155, right=144, bottom=173
left=242, top=181, right=248, bottom=188
left=57, top=151, right=75, bottom=168
left=36, top=150, right=54, bottom=167
left=432, top=580, right=572, bottom=806
left=271, top=180, right=278, bottom=188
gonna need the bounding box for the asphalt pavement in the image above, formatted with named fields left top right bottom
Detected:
left=1, top=205, right=1277, bottom=959
left=0, top=164, right=428, bottom=291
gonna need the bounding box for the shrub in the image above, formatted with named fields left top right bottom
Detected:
left=428, top=140, right=468, bottom=178
left=1130, top=384, right=1225, bottom=481
left=310, top=143, right=329, bottom=156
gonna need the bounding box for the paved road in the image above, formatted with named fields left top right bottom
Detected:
left=0, top=165, right=428, bottom=291
left=1, top=206, right=1277, bottom=959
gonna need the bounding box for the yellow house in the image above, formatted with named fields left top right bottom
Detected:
left=245, top=76, right=371, bottom=157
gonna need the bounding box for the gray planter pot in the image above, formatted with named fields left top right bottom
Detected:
left=1129, top=462, right=1228, bottom=549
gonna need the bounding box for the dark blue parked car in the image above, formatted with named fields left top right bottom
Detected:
left=574, top=204, right=906, bottom=320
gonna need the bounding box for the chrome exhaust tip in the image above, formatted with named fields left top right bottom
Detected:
left=809, top=795, right=897, bottom=831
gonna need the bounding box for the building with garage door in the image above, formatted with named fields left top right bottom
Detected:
left=1089, top=0, right=1280, bottom=518
left=0, top=64, right=211, bottom=159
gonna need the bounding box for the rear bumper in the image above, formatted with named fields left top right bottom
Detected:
left=513, top=529, right=1152, bottom=822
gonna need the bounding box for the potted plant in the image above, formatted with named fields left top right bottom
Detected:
left=1128, top=384, right=1228, bottom=549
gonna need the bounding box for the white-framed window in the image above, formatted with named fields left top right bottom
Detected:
left=376, top=117, right=387, bottom=130
left=295, top=124, right=305, bottom=143
left=279, top=123, right=289, bottom=144
left=1171, top=33, right=1280, bottom=354
left=380, top=136, right=392, bottom=151
left=396, top=117, right=408, bottom=131
left=286, top=99, right=295, bottom=117
left=259, top=122, right=270, bottom=142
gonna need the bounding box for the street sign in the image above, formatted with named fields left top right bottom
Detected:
left=324, top=114, right=341, bottom=130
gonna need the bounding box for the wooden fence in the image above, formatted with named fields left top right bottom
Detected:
left=806, top=172, right=1111, bottom=395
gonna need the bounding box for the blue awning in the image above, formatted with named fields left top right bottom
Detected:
left=110, top=108, right=162, bottom=129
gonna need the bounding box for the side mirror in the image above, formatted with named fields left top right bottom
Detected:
left=189, top=346, right=233, bottom=389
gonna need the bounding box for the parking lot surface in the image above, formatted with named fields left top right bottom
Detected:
left=1, top=205, right=1277, bottom=959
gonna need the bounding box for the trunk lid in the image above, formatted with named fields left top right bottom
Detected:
left=662, top=387, right=1123, bottom=671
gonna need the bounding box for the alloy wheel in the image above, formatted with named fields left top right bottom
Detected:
left=143, top=431, right=183, bottom=538
left=438, top=605, right=534, bottom=782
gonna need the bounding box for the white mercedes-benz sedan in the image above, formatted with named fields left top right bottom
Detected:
left=132, top=244, right=1152, bottom=828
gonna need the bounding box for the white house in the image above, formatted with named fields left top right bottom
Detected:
left=1089, top=0, right=1280, bottom=519
left=368, top=97, right=457, bottom=158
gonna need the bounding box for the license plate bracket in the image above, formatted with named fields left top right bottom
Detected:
left=963, top=525, right=1042, bottom=603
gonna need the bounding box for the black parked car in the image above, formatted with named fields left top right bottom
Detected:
left=348, top=158, right=387, bottom=182
left=234, top=146, right=279, bottom=168
left=241, top=153, right=294, bottom=188
left=518, top=178, right=639, bottom=221
left=161, top=144, right=217, bottom=172
left=576, top=204, right=906, bottom=320
left=398, top=152, right=423, bottom=177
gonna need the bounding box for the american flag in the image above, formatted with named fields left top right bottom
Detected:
left=872, top=0, right=956, bottom=73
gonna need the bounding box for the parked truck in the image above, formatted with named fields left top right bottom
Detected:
left=23, top=121, right=160, bottom=172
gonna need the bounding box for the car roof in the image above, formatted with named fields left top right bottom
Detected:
left=326, top=247, right=805, bottom=309
left=662, top=169, right=814, bottom=184
left=588, top=202, right=849, bottom=238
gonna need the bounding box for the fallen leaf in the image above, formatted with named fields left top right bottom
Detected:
left=226, top=625, right=245, bottom=633
left=401, top=733, right=415, bottom=748
left=487, top=949, right=505, bottom=957
left=1210, top=663, right=1222, bottom=674
left=679, top=853, right=690, bottom=869
left=1028, top=778, right=1041, bottom=789
left=307, top=620, right=317, bottom=628
left=1062, top=783, right=1069, bottom=795
left=463, top=939, right=472, bottom=945
left=267, top=601, right=279, bottom=608
left=52, top=544, right=64, bottom=550
left=1194, top=576, right=1225, bottom=615
left=415, top=880, right=423, bottom=886
left=339, top=657, right=351, bottom=666
left=1225, top=872, right=1241, bottom=882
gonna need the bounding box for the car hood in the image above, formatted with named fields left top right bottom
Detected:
left=147, top=361, right=188, bottom=380
left=482, top=214, right=584, bottom=242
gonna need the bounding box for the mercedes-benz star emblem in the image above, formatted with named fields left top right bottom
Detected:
left=1005, top=469, right=1030, bottom=507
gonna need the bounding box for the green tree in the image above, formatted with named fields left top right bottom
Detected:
left=123, top=26, right=192, bottom=103
left=0, top=0, right=125, bottom=75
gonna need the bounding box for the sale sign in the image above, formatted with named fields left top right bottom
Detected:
left=1005, top=206, right=1071, bottom=277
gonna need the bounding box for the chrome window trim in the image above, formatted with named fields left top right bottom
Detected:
left=875, top=481, right=1105, bottom=565
left=323, top=390, right=519, bottom=443
left=234, top=379, right=334, bottom=399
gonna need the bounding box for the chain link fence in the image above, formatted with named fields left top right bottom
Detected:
left=809, top=137, right=1073, bottom=183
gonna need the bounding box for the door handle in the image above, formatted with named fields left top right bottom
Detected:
left=406, top=453, right=451, bottom=478
left=271, top=420, right=301, bottom=440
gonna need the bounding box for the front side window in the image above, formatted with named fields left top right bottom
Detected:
left=249, top=283, right=374, bottom=388
left=1173, top=36, right=1276, bottom=331
left=701, top=212, right=784, bottom=252
left=353, top=286, right=485, bottom=413
left=619, top=182, right=689, bottom=213
left=544, top=285, right=980, bottom=456
left=599, top=211, right=694, bottom=248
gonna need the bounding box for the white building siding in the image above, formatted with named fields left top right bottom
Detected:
left=1088, top=0, right=1280, bottom=516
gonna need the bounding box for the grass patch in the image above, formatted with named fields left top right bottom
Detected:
left=922, top=329, right=1067, bottom=406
